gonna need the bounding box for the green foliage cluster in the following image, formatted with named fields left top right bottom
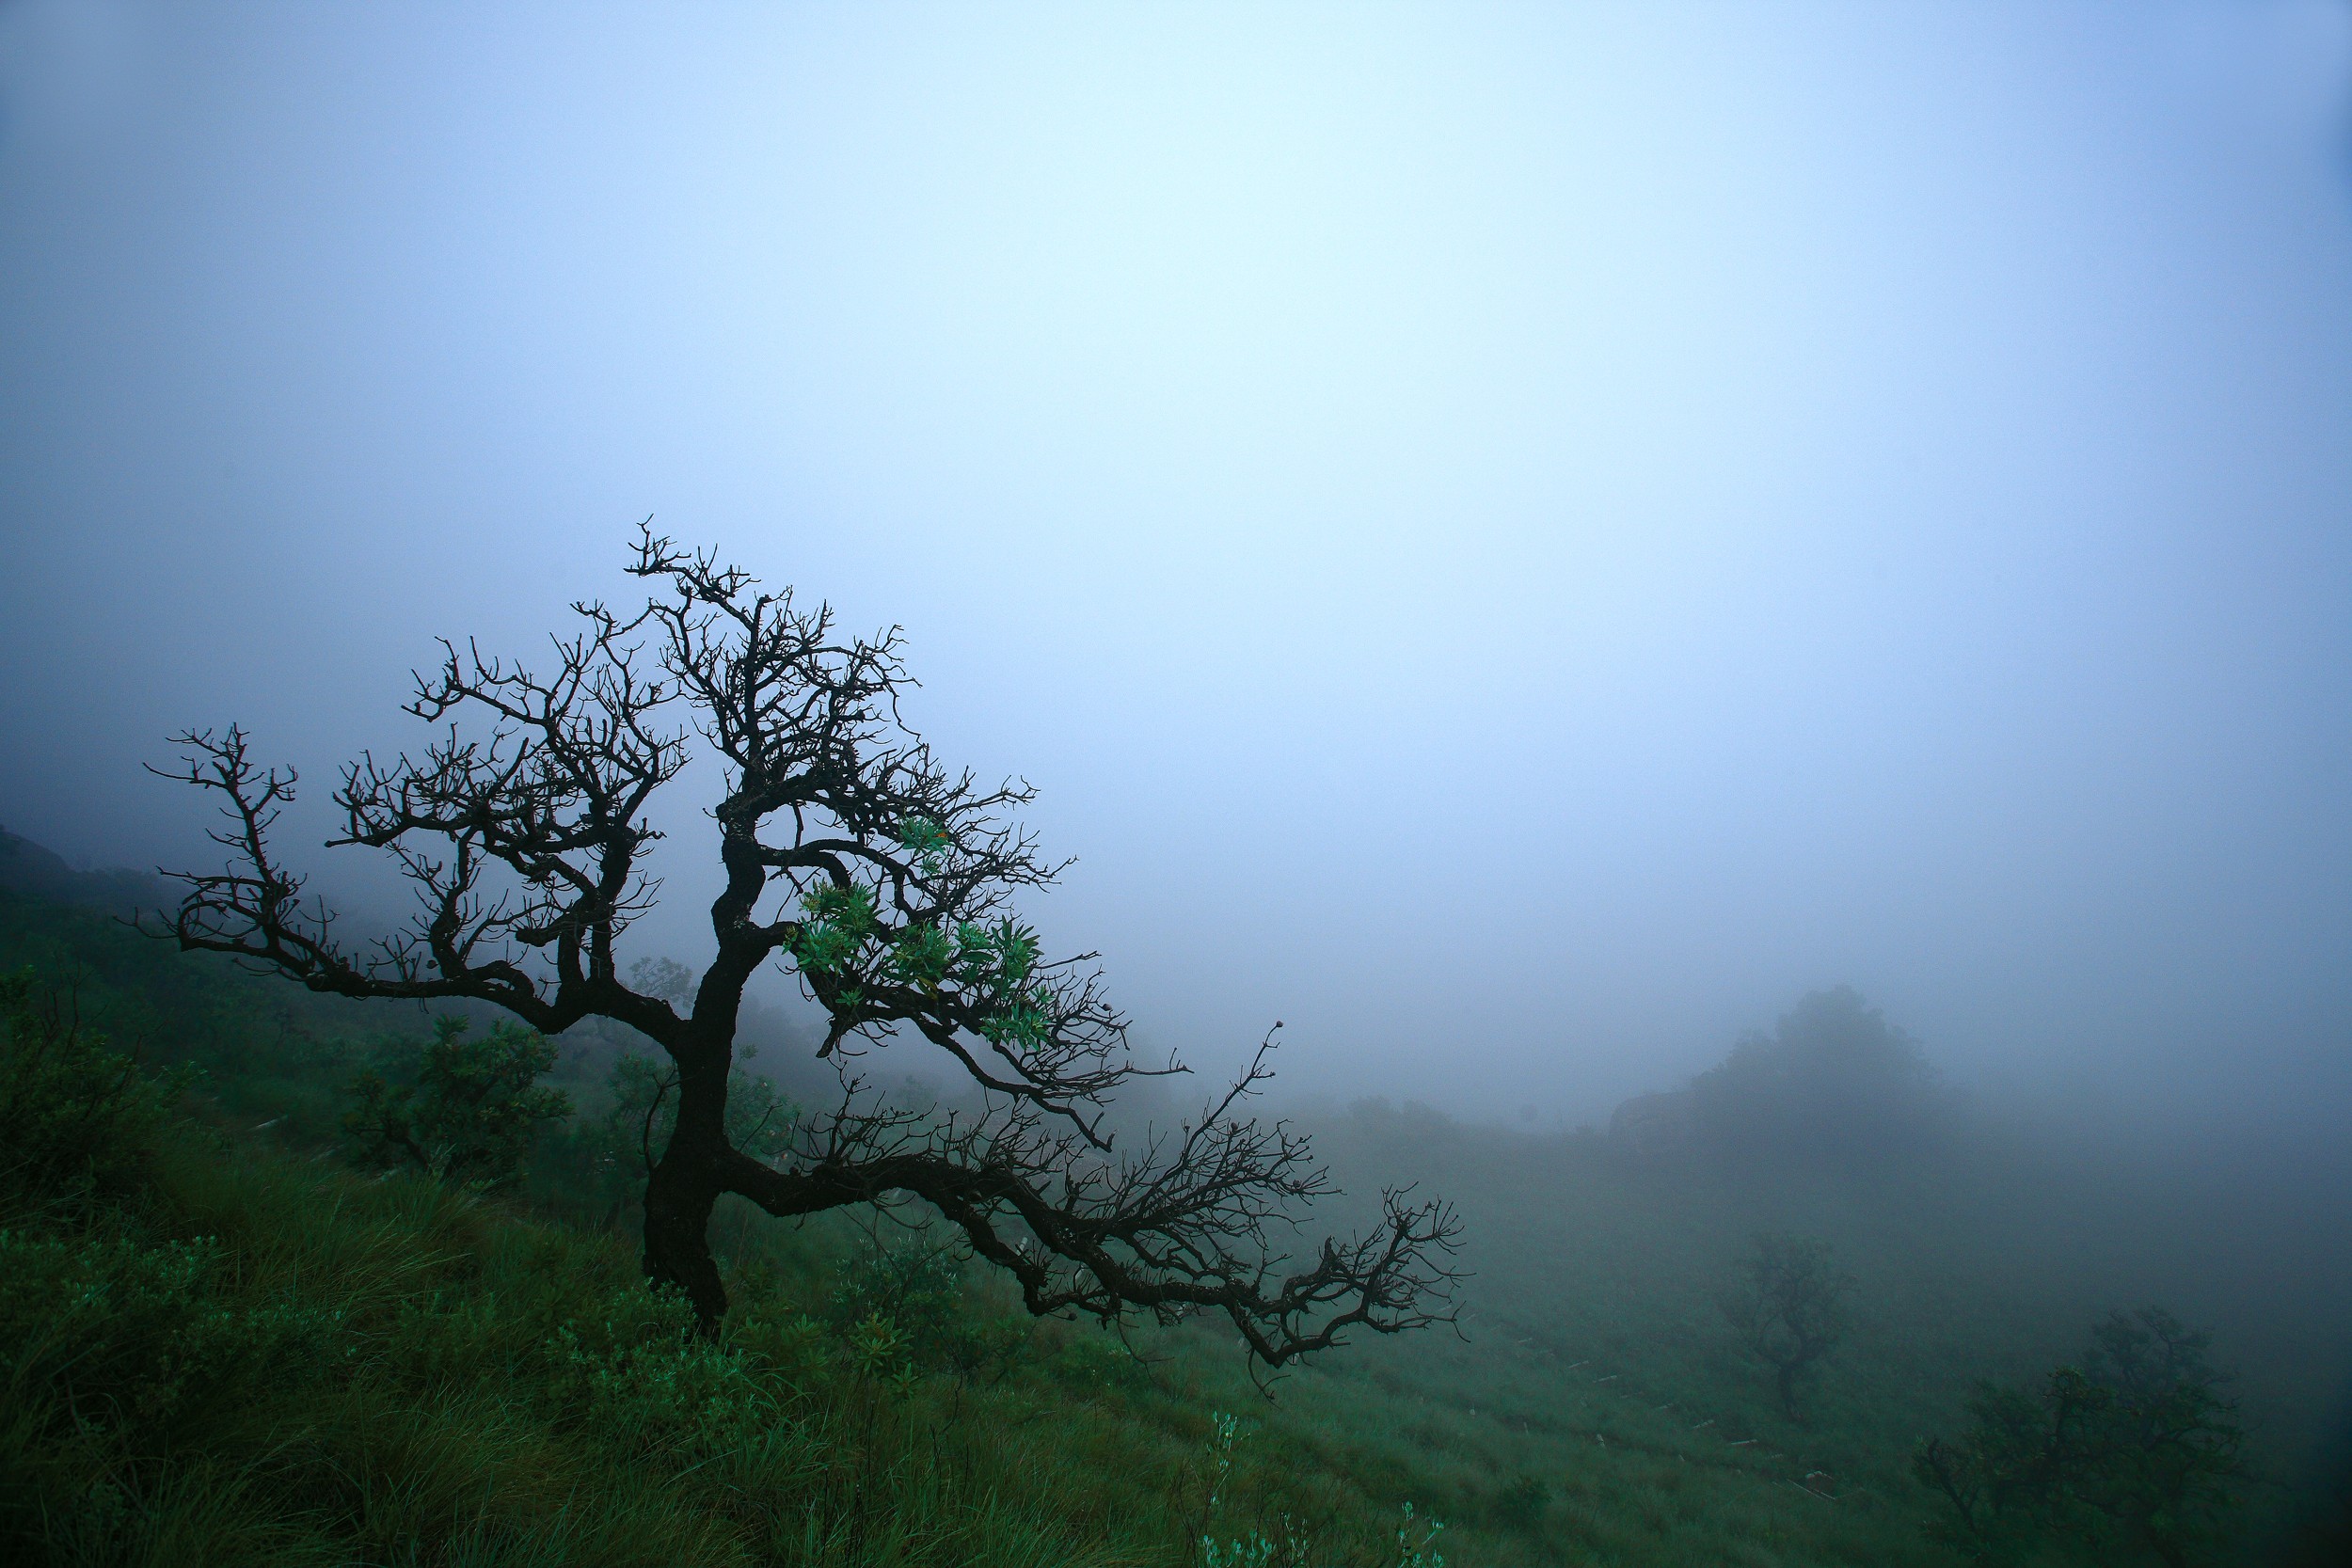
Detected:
left=549, top=1286, right=808, bottom=1463
left=789, top=873, right=1057, bottom=1048
left=0, top=1227, right=342, bottom=1448
left=342, top=1015, right=572, bottom=1189
left=1915, top=1307, right=2247, bottom=1565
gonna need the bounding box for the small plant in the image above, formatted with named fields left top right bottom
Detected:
left=1189, top=1412, right=1358, bottom=1568
left=1194, top=1409, right=1255, bottom=1567
left=342, top=1014, right=570, bottom=1190
left=1719, top=1231, right=1855, bottom=1417
left=1392, top=1502, right=1446, bottom=1568
left=1202, top=1531, right=1278, bottom=1568
left=843, top=1311, right=913, bottom=1385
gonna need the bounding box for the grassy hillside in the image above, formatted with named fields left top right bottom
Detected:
left=1305, top=1106, right=2352, bottom=1567
left=3, top=870, right=2345, bottom=1566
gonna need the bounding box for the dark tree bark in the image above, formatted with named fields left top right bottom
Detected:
left=150, top=527, right=1461, bottom=1361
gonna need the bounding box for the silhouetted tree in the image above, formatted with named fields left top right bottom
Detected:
left=1915, top=1307, right=2246, bottom=1567
left=150, top=527, right=1460, bottom=1356
left=1720, top=1231, right=1855, bottom=1416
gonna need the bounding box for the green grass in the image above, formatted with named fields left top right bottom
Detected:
left=3, top=879, right=2345, bottom=1566
left=6, top=1114, right=1135, bottom=1567
left=0, top=1115, right=2035, bottom=1568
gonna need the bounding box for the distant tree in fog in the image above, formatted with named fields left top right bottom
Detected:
left=148, top=527, right=1460, bottom=1357
left=1720, top=1231, right=1856, bottom=1417
left=1915, top=1306, right=2246, bottom=1567
left=1687, top=986, right=1951, bottom=1170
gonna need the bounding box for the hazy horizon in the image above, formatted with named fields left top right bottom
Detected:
left=4, top=2, right=2348, bottom=1140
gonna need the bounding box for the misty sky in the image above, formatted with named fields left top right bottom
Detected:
left=3, top=2, right=2348, bottom=1133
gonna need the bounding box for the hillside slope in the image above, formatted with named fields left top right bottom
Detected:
left=3, top=861, right=2345, bottom=1565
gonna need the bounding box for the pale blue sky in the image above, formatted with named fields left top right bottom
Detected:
left=3, top=1, right=2348, bottom=1131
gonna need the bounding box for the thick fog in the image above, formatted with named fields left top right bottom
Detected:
left=3, top=2, right=2348, bottom=1139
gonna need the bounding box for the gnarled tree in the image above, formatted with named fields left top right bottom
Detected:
left=151, top=528, right=1460, bottom=1360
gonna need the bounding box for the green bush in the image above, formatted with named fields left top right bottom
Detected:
left=0, top=968, right=184, bottom=1211
left=829, top=1231, right=1028, bottom=1381
left=343, top=1015, right=571, bottom=1189
left=548, top=1285, right=797, bottom=1462
left=0, top=1228, right=340, bottom=1442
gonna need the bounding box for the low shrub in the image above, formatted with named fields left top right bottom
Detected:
left=0, top=968, right=185, bottom=1211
